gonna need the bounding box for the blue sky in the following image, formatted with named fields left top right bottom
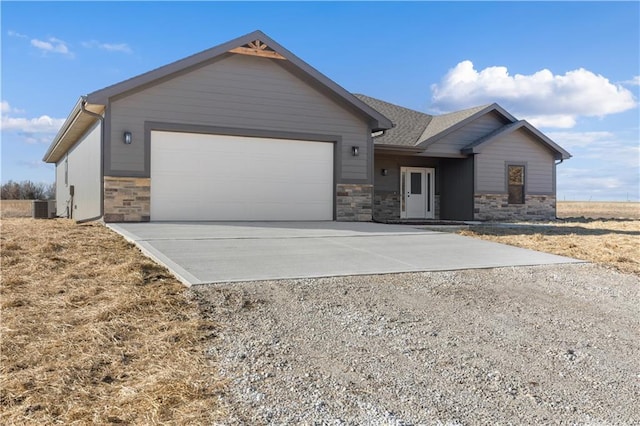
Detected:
left=2, top=1, right=638, bottom=201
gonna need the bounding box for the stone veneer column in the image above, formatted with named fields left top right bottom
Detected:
left=373, top=192, right=440, bottom=222
left=373, top=191, right=400, bottom=221
left=336, top=184, right=373, bottom=221
left=474, top=193, right=556, bottom=221
left=103, top=176, right=150, bottom=222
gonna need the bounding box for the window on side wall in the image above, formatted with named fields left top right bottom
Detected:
left=508, top=165, right=525, bottom=204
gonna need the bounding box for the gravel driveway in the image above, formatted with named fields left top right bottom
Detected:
left=193, top=263, right=639, bottom=425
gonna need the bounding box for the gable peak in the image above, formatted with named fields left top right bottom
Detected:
left=229, top=38, right=286, bottom=60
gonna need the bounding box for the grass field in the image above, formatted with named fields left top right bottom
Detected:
left=0, top=219, right=223, bottom=424
left=459, top=201, right=640, bottom=275
left=557, top=201, right=639, bottom=219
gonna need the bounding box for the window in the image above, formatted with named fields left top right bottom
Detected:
left=64, top=157, right=68, bottom=186
left=508, top=165, right=525, bottom=204
left=410, top=172, right=422, bottom=194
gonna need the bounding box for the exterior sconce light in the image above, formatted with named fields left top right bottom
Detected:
left=123, top=131, right=132, bottom=144
left=351, top=146, right=359, bottom=156
left=381, top=169, right=388, bottom=176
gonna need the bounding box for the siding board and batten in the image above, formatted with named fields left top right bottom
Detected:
left=108, top=54, right=369, bottom=182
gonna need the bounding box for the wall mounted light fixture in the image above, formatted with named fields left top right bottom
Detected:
left=381, top=168, right=388, bottom=176
left=351, top=146, right=359, bottom=156
left=123, top=131, right=132, bottom=144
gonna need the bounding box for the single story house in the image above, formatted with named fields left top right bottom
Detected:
left=43, top=30, right=571, bottom=223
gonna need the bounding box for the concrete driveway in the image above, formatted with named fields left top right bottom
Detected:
left=108, top=222, right=581, bottom=285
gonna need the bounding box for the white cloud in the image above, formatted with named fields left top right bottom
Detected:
left=557, top=166, right=639, bottom=201
left=622, top=76, right=640, bottom=86
left=7, top=30, right=28, bottom=39
left=82, top=40, right=132, bottom=53
left=548, top=130, right=639, bottom=167
left=551, top=130, right=640, bottom=201
left=1, top=100, right=25, bottom=115
left=30, top=37, right=72, bottom=56
left=545, top=131, right=616, bottom=149
left=1, top=101, right=65, bottom=144
left=1, top=115, right=65, bottom=135
left=430, top=61, right=637, bottom=128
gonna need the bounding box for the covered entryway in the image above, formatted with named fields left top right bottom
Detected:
left=150, top=131, right=334, bottom=221
left=401, top=167, right=435, bottom=219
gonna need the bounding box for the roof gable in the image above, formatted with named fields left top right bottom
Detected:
left=419, top=103, right=517, bottom=146
left=354, top=96, right=571, bottom=160
left=44, top=30, right=393, bottom=163
left=85, top=30, right=392, bottom=130
left=462, top=120, right=572, bottom=160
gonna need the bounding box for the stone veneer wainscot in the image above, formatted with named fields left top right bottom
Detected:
left=474, top=194, right=556, bottom=221
left=103, top=176, right=150, bottom=222
left=336, top=184, right=373, bottom=221
left=373, top=192, right=441, bottom=222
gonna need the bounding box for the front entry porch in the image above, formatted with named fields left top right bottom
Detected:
left=373, top=153, right=475, bottom=222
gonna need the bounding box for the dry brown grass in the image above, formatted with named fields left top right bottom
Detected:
left=459, top=218, right=640, bottom=275
left=0, top=218, right=224, bottom=424
left=0, top=201, right=33, bottom=219
left=557, top=201, right=640, bottom=219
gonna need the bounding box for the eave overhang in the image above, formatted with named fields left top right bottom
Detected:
left=42, top=97, right=104, bottom=163
left=374, top=144, right=424, bottom=154
left=461, top=120, right=572, bottom=161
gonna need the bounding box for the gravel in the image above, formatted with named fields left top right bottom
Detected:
left=193, top=263, right=640, bottom=425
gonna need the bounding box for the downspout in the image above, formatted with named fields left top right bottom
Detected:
left=554, top=158, right=563, bottom=220
left=75, top=96, right=105, bottom=223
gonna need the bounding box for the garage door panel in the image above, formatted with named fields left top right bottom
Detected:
left=150, top=131, right=334, bottom=221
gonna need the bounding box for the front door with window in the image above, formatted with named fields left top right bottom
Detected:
left=401, top=167, right=435, bottom=219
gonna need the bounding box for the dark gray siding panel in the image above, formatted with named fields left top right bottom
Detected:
left=108, top=54, right=369, bottom=181
left=59, top=121, right=102, bottom=220
left=374, top=155, right=440, bottom=194
left=439, top=157, right=474, bottom=220
left=425, top=112, right=506, bottom=156
left=476, top=128, right=555, bottom=194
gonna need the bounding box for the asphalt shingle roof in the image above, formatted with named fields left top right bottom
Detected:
left=354, top=94, right=432, bottom=146
left=418, top=104, right=491, bottom=143
left=355, top=94, right=491, bottom=147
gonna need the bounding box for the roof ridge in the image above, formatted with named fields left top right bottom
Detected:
left=432, top=103, right=492, bottom=118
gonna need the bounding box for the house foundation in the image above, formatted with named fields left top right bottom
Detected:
left=474, top=194, right=556, bottom=221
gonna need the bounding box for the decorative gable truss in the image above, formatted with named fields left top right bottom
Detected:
left=228, top=39, right=286, bottom=60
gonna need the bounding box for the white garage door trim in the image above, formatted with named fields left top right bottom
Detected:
left=150, top=131, right=334, bottom=221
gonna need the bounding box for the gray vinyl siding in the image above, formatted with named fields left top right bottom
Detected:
left=108, top=54, right=369, bottom=181
left=439, top=157, right=474, bottom=220
left=424, top=112, right=506, bottom=156
left=56, top=121, right=102, bottom=220
left=476, top=128, right=555, bottom=194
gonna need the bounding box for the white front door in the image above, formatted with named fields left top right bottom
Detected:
left=401, top=167, right=435, bottom=219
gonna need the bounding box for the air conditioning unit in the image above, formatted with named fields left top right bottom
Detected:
left=32, top=200, right=56, bottom=219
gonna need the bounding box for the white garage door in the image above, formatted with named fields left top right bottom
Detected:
left=150, top=131, right=334, bottom=221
